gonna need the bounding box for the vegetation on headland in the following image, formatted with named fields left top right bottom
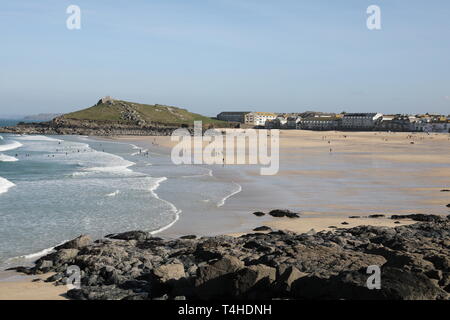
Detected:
left=63, top=99, right=227, bottom=127
left=0, top=97, right=233, bottom=135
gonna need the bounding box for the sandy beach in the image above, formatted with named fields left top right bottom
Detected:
left=112, top=130, right=450, bottom=234
left=0, top=271, right=67, bottom=300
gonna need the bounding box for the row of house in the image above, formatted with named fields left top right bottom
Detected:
left=216, top=111, right=450, bottom=132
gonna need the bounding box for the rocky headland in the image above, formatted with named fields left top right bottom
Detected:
left=0, top=98, right=230, bottom=136
left=10, top=214, right=450, bottom=300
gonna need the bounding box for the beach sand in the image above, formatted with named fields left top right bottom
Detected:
left=0, top=271, right=68, bottom=300
left=110, top=129, right=450, bottom=234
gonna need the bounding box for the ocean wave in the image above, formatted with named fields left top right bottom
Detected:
left=217, top=182, right=242, bottom=207
left=4, top=239, right=68, bottom=265
left=0, top=140, right=23, bottom=152
left=147, top=176, right=182, bottom=234
left=106, top=190, right=120, bottom=197
left=85, top=163, right=135, bottom=175
left=15, top=135, right=63, bottom=142
left=0, top=154, right=18, bottom=162
left=0, top=135, right=3, bottom=140
left=0, top=177, right=16, bottom=195
left=181, top=168, right=214, bottom=178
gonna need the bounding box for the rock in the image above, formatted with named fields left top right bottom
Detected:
left=35, top=260, right=53, bottom=271
left=269, top=209, right=299, bottom=218
left=349, top=216, right=361, bottom=219
left=180, top=235, right=197, bottom=240
left=447, top=204, right=450, bottom=208
left=196, top=256, right=244, bottom=285
left=440, top=189, right=450, bottom=192
left=390, top=214, right=445, bottom=222
left=152, top=263, right=186, bottom=283
left=252, top=212, right=266, bottom=217
left=232, top=264, right=276, bottom=298
left=55, top=249, right=79, bottom=262
left=56, top=235, right=92, bottom=250
left=253, top=226, right=272, bottom=232
left=342, top=222, right=349, bottom=225
left=106, top=231, right=150, bottom=241
left=19, top=212, right=450, bottom=300
left=368, top=214, right=386, bottom=219
left=272, top=266, right=307, bottom=295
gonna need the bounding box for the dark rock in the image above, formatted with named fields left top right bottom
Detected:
left=106, top=231, right=151, bottom=241
left=56, top=235, right=92, bottom=250
left=253, top=226, right=272, bottom=232
left=252, top=212, right=266, bottom=217
left=368, top=214, right=386, bottom=219
left=342, top=222, right=349, bottom=225
left=440, top=189, right=450, bottom=192
left=391, top=214, right=445, bottom=222
left=180, top=235, right=197, bottom=240
left=272, top=266, right=307, bottom=295
left=349, top=216, right=361, bottom=219
left=269, top=209, right=299, bottom=218
left=18, top=213, right=450, bottom=300
left=232, top=264, right=276, bottom=298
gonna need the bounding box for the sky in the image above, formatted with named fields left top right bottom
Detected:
left=0, top=0, right=449, bottom=117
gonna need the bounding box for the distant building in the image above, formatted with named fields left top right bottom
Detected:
left=377, top=115, right=413, bottom=131
left=286, top=116, right=302, bottom=129
left=245, top=112, right=277, bottom=126
left=298, top=117, right=341, bottom=131
left=341, top=113, right=383, bottom=130
left=216, top=112, right=251, bottom=123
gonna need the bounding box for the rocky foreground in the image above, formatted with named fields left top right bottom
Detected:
left=12, top=214, right=450, bottom=300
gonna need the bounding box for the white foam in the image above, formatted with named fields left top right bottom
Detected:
left=85, top=163, right=135, bottom=175
left=217, top=182, right=242, bottom=207
left=0, top=135, right=3, bottom=140
left=0, top=154, right=18, bottom=162
left=15, top=135, right=63, bottom=142
left=106, top=190, right=120, bottom=197
left=0, top=140, right=23, bottom=152
left=147, top=176, right=182, bottom=235
left=5, top=239, right=68, bottom=264
left=0, top=177, right=16, bottom=195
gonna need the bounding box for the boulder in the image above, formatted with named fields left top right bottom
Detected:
left=253, top=226, right=272, bottom=232
left=252, top=212, right=266, bottom=217
left=269, top=209, right=299, bottom=218
left=106, top=231, right=150, bottom=241
left=232, top=264, right=276, bottom=298
left=55, top=249, right=79, bottom=262
left=368, top=214, right=386, bottom=219
left=56, top=235, right=92, bottom=250
left=390, top=214, right=445, bottom=223
left=180, top=235, right=197, bottom=240
left=272, top=266, right=307, bottom=295
left=152, top=263, right=186, bottom=283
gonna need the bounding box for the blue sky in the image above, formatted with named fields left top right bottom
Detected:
left=1, top=0, right=449, bottom=117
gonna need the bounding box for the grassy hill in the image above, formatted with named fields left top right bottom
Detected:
left=63, top=99, right=226, bottom=127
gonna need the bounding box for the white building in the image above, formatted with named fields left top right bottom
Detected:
left=245, top=112, right=277, bottom=126
left=341, top=113, right=383, bottom=130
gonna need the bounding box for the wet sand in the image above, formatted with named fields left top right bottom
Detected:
left=112, top=130, right=450, bottom=236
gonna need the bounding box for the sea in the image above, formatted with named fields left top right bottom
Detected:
left=0, top=132, right=242, bottom=269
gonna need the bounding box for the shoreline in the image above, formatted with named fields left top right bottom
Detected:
left=1, top=130, right=449, bottom=299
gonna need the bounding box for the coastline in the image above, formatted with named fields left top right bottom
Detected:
left=1, top=129, right=450, bottom=299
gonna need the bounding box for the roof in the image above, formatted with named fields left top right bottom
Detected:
left=343, top=113, right=378, bottom=117
left=217, top=112, right=251, bottom=115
